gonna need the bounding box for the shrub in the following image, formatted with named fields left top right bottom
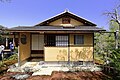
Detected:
left=107, top=49, right=120, bottom=79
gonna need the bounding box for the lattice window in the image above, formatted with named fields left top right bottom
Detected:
left=56, top=35, right=68, bottom=46
left=45, top=34, right=68, bottom=47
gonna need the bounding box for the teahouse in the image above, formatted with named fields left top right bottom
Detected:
left=8, top=10, right=105, bottom=65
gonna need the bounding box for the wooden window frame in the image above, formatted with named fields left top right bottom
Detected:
left=56, top=35, right=68, bottom=47
left=45, top=34, right=69, bottom=47
left=74, top=35, right=84, bottom=45
left=45, top=35, right=55, bottom=47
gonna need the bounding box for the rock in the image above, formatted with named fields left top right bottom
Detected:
left=23, top=66, right=40, bottom=73
left=38, top=61, right=45, bottom=65
left=32, top=69, right=52, bottom=76
left=3, top=72, right=23, bottom=76
left=7, top=67, right=24, bottom=72
left=23, top=67, right=31, bottom=73
left=12, top=74, right=30, bottom=80
left=9, top=64, right=16, bottom=69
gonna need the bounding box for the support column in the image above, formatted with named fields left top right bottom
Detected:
left=115, top=30, right=119, bottom=49
left=93, top=33, right=95, bottom=65
left=68, top=34, right=70, bottom=65
left=18, top=33, right=21, bottom=66
left=6, top=37, right=8, bottom=48
left=13, top=38, right=15, bottom=48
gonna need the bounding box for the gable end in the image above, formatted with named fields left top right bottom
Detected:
left=35, top=11, right=97, bottom=26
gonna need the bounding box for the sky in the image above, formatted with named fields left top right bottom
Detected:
left=0, top=0, right=119, bottom=30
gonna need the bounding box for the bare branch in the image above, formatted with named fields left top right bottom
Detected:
left=104, top=8, right=120, bottom=21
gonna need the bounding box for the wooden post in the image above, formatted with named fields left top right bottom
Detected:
left=115, top=30, right=119, bottom=49
left=5, top=37, right=8, bottom=48
left=68, top=34, right=70, bottom=65
left=13, top=37, right=15, bottom=49
left=18, top=33, right=20, bottom=66
left=1, top=51, right=4, bottom=64
left=93, top=33, right=95, bottom=66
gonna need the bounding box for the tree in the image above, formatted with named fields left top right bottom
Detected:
left=0, top=25, right=7, bottom=45
left=94, top=31, right=115, bottom=64
left=104, top=5, right=120, bottom=31
left=108, top=49, right=120, bottom=79
left=94, top=5, right=120, bottom=64
left=0, top=25, right=5, bottom=35
left=94, top=5, right=120, bottom=79
left=108, top=6, right=120, bottom=49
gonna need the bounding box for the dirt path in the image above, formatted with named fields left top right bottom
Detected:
left=0, top=71, right=111, bottom=80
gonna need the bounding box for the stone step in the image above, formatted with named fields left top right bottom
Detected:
left=29, top=57, right=44, bottom=62
left=31, top=59, right=44, bottom=62
left=31, top=54, right=44, bottom=57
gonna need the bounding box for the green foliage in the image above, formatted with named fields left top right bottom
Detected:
left=8, top=53, right=18, bottom=60
left=106, top=49, right=120, bottom=79
left=0, top=53, right=17, bottom=74
left=0, top=25, right=8, bottom=45
left=94, top=32, right=115, bottom=64
left=94, top=9, right=120, bottom=63
left=4, top=53, right=18, bottom=61
left=109, top=49, right=120, bottom=70
left=0, top=36, right=6, bottom=44
left=0, top=54, right=18, bottom=67
left=109, top=21, right=119, bottom=31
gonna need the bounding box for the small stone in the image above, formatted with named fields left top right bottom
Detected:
left=38, top=61, right=45, bottom=65
left=12, top=74, right=30, bottom=80
left=7, top=67, right=23, bottom=72
left=23, top=67, right=31, bottom=73
left=9, top=64, right=16, bottom=69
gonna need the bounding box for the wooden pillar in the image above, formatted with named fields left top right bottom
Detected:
left=13, top=34, right=16, bottom=49
left=68, top=34, right=70, bottom=65
left=6, top=37, right=8, bottom=48
left=93, top=33, right=95, bottom=65
left=18, top=33, right=21, bottom=66
left=115, top=30, right=119, bottom=49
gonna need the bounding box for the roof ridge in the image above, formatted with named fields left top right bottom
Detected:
left=64, top=9, right=69, bottom=12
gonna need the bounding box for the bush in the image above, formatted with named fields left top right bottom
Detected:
left=107, top=49, right=120, bottom=79
left=0, top=54, right=18, bottom=74
left=109, top=49, right=120, bottom=70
